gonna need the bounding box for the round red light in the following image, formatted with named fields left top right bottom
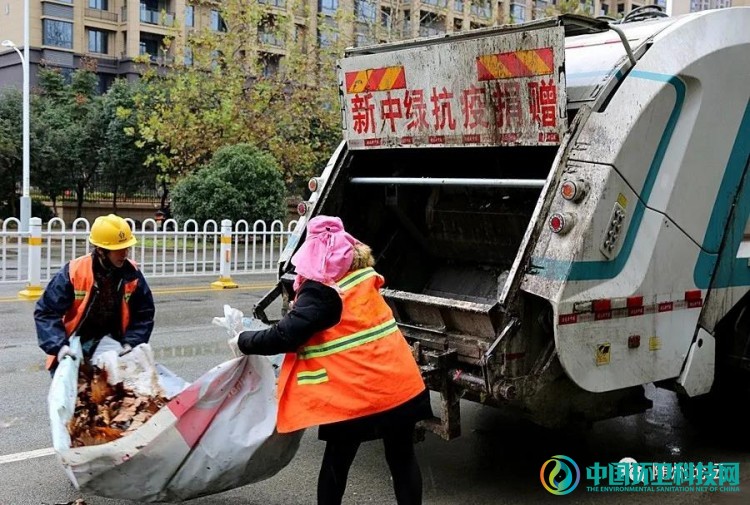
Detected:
left=549, top=214, right=564, bottom=233
left=561, top=181, right=577, bottom=201
left=296, top=202, right=308, bottom=216
left=308, top=178, right=318, bottom=192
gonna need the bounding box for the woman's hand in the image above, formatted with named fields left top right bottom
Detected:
left=228, top=335, right=242, bottom=357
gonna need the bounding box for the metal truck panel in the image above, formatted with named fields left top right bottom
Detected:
left=569, top=9, right=750, bottom=258
left=553, top=205, right=705, bottom=392
left=524, top=158, right=709, bottom=391
left=339, top=24, right=567, bottom=149
left=524, top=9, right=750, bottom=392
left=564, top=18, right=675, bottom=108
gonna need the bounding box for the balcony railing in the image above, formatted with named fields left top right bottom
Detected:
left=258, top=0, right=287, bottom=8
left=140, top=6, right=175, bottom=26
left=85, top=7, right=118, bottom=22
left=470, top=3, right=492, bottom=18
left=421, top=0, right=448, bottom=7
left=419, top=25, right=445, bottom=37
left=140, top=51, right=175, bottom=65
left=258, top=31, right=285, bottom=47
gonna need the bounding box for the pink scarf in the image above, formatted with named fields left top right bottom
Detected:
left=291, top=216, right=358, bottom=292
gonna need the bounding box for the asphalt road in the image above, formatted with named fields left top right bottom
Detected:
left=0, top=275, right=748, bottom=505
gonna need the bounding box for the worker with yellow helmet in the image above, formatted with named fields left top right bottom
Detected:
left=34, top=214, right=155, bottom=373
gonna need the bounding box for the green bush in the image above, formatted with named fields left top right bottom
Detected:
left=0, top=197, right=55, bottom=222
left=171, top=144, right=286, bottom=225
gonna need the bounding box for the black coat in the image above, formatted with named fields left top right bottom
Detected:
left=238, top=280, right=342, bottom=355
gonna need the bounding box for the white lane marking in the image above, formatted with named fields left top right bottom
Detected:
left=0, top=447, right=55, bottom=465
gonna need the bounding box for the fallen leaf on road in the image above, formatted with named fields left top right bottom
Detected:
left=68, top=363, right=167, bottom=447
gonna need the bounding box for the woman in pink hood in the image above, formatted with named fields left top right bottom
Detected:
left=238, top=215, right=431, bottom=505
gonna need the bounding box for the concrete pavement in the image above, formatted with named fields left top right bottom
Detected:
left=0, top=275, right=748, bottom=504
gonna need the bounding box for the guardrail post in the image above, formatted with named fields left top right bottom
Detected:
left=18, top=217, right=43, bottom=300
left=211, top=219, right=238, bottom=289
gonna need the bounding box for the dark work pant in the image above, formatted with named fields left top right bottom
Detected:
left=317, top=424, right=422, bottom=505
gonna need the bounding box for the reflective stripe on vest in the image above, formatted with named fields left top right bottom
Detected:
left=338, top=267, right=378, bottom=292
left=298, top=319, right=399, bottom=360
left=296, top=368, right=329, bottom=385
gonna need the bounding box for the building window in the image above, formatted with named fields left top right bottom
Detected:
left=319, top=0, right=338, bottom=16
left=185, top=5, right=194, bottom=27
left=43, top=19, right=73, bottom=49
left=600, top=3, right=609, bottom=15
left=317, top=17, right=338, bottom=47
left=184, top=46, right=193, bottom=66
left=354, top=0, right=376, bottom=22
left=355, top=31, right=376, bottom=47
left=89, top=0, right=108, bottom=10
left=510, top=3, right=525, bottom=22
left=210, top=10, right=227, bottom=31
left=617, top=2, right=625, bottom=13
left=380, top=7, right=391, bottom=30
left=419, top=12, right=445, bottom=37
left=534, top=0, right=548, bottom=19
left=261, top=53, right=282, bottom=77
left=87, top=29, right=108, bottom=54
left=470, top=0, right=491, bottom=18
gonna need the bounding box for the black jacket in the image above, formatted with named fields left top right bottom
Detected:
left=238, top=280, right=342, bottom=355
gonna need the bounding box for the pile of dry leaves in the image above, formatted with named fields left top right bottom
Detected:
left=68, top=363, right=168, bottom=447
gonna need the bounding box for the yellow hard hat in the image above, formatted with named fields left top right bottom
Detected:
left=89, top=214, right=137, bottom=250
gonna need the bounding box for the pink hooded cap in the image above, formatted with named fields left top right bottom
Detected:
left=291, top=215, right=358, bottom=290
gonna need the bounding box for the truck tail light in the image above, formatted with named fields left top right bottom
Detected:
left=561, top=179, right=587, bottom=202
left=685, top=290, right=702, bottom=301
left=592, top=299, right=611, bottom=312
left=627, top=296, right=643, bottom=308
left=308, top=177, right=320, bottom=192
left=549, top=212, right=575, bottom=234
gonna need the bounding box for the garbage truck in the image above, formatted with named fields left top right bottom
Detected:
left=255, top=7, right=750, bottom=439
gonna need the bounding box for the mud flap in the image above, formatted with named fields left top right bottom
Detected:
left=677, top=328, right=715, bottom=397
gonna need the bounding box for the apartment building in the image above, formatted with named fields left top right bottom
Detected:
left=670, top=0, right=746, bottom=16
left=0, top=0, right=659, bottom=91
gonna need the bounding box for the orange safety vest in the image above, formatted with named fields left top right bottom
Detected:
left=276, top=267, right=426, bottom=433
left=45, top=254, right=139, bottom=370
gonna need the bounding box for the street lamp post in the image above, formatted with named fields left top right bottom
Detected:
left=2, top=2, right=30, bottom=234
left=2, top=0, right=41, bottom=300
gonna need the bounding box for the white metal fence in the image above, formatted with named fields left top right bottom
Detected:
left=0, top=217, right=299, bottom=284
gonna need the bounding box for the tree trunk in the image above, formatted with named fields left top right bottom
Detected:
left=76, top=183, right=85, bottom=219
left=160, top=179, right=169, bottom=217
left=8, top=194, right=17, bottom=218
left=112, top=187, right=118, bottom=212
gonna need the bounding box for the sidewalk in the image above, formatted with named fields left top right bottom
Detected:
left=0, top=272, right=280, bottom=300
